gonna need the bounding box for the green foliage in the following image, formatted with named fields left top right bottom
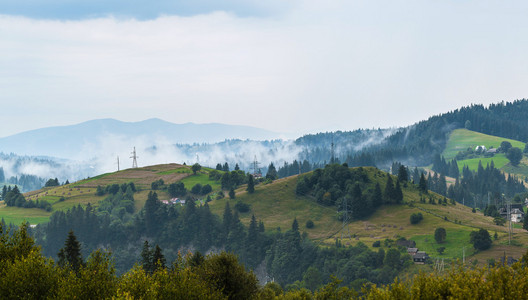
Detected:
left=151, top=178, right=165, bottom=190
left=45, top=177, right=60, bottom=187
left=57, top=230, right=84, bottom=273
left=410, top=212, right=423, bottom=224
left=506, top=147, right=523, bottom=166
left=247, top=174, right=255, bottom=194
left=168, top=182, right=187, bottom=197
left=234, top=201, right=250, bottom=213
left=192, top=163, right=202, bottom=175
left=470, top=228, right=492, bottom=251
left=305, top=219, right=314, bottom=229
left=229, top=188, right=236, bottom=199
left=434, top=227, right=446, bottom=243
left=196, top=252, right=259, bottom=300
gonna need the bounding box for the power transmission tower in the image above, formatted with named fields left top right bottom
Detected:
left=130, top=147, right=138, bottom=168
left=252, top=155, right=260, bottom=177
left=340, top=196, right=351, bottom=241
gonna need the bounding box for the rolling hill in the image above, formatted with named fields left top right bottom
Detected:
left=2, top=163, right=525, bottom=265
left=443, top=129, right=528, bottom=178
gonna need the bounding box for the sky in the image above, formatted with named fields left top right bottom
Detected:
left=1, top=0, right=528, bottom=138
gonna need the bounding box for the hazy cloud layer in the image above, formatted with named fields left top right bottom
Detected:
left=1, top=1, right=528, bottom=139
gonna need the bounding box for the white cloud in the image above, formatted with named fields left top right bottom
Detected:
left=1, top=1, right=528, bottom=138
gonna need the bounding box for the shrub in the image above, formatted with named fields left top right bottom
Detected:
left=410, top=213, right=423, bottom=224
left=372, top=241, right=381, bottom=247
left=306, top=220, right=314, bottom=229
left=234, top=201, right=250, bottom=213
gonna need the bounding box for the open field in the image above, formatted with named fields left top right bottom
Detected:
left=443, top=129, right=524, bottom=160
left=0, top=203, right=51, bottom=225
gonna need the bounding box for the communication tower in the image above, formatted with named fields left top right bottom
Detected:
left=130, top=147, right=139, bottom=168
left=117, top=156, right=120, bottom=171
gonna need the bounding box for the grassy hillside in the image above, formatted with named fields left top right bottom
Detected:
left=209, top=167, right=528, bottom=263
left=1, top=163, right=221, bottom=225
left=443, top=129, right=525, bottom=160
left=2, top=162, right=526, bottom=264
left=443, top=129, right=528, bottom=178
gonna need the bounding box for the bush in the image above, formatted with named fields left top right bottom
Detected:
left=216, top=191, right=224, bottom=200
left=306, top=220, right=314, bottom=229
left=191, top=183, right=202, bottom=194
left=372, top=241, right=381, bottom=247
left=234, top=201, right=250, bottom=213
left=410, top=213, right=423, bottom=224
left=200, top=184, right=212, bottom=195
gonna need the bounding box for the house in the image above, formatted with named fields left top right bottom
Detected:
left=511, top=208, right=524, bottom=223
left=413, top=251, right=430, bottom=264
left=475, top=145, right=487, bottom=152
left=487, top=148, right=498, bottom=154
left=160, top=198, right=186, bottom=206
left=498, top=204, right=525, bottom=222
left=407, top=248, right=418, bottom=256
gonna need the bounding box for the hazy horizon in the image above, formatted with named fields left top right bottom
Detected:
left=2, top=1, right=528, bottom=137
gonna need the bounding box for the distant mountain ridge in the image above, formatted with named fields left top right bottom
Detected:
left=0, top=118, right=280, bottom=159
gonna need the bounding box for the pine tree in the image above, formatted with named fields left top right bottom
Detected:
left=394, top=180, right=403, bottom=204
left=266, top=163, right=278, bottom=180
left=229, top=188, right=236, bottom=199
left=140, top=240, right=154, bottom=273
left=419, top=173, right=428, bottom=193
left=371, top=182, right=383, bottom=208
left=397, top=165, right=408, bottom=182
left=247, top=175, right=255, bottom=194
left=58, top=230, right=84, bottom=273
left=384, top=176, right=395, bottom=203
left=144, top=191, right=160, bottom=236
left=152, top=245, right=166, bottom=271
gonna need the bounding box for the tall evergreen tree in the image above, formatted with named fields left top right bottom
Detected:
left=394, top=180, right=403, bottom=204
left=397, top=165, right=408, bottom=182
left=419, top=173, right=428, bottom=193
left=384, top=176, right=395, bottom=203
left=140, top=240, right=154, bottom=273
left=57, top=230, right=84, bottom=273
left=247, top=175, right=255, bottom=194
left=144, top=191, right=160, bottom=236
left=152, top=244, right=166, bottom=271
left=266, top=163, right=278, bottom=180
left=371, top=182, right=383, bottom=208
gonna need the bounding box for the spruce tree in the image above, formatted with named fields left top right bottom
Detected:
left=394, top=180, right=403, bottom=204
left=57, top=230, right=84, bottom=273
left=152, top=245, right=166, bottom=271
left=419, top=173, right=428, bottom=193
left=140, top=240, right=154, bottom=273
left=384, top=176, right=395, bottom=203
left=229, top=188, right=236, bottom=199
left=247, top=175, right=255, bottom=194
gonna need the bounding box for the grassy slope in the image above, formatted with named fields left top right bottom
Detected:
left=210, top=168, right=527, bottom=263
left=443, top=129, right=528, bottom=178
left=443, top=129, right=525, bottom=160
left=1, top=163, right=224, bottom=225
left=3, top=162, right=526, bottom=263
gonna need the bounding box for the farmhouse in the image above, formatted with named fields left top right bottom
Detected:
left=475, top=145, right=487, bottom=151
left=407, top=247, right=430, bottom=264
left=498, top=204, right=525, bottom=223
left=413, top=251, right=430, bottom=264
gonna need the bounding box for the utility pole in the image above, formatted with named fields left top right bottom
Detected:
left=130, top=147, right=138, bottom=168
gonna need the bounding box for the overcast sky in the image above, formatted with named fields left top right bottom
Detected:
left=1, top=0, right=528, bottom=138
